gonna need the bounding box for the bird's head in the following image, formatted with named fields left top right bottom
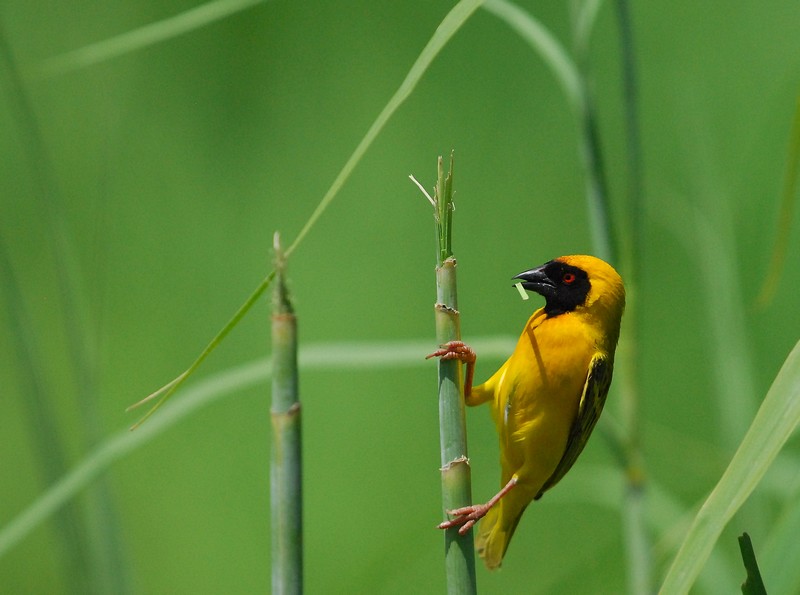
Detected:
left=513, top=255, right=626, bottom=321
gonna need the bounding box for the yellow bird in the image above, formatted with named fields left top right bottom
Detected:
left=428, top=254, right=625, bottom=569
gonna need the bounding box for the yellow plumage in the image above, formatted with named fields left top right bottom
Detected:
left=430, top=254, right=625, bottom=569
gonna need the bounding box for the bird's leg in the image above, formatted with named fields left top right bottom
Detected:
left=426, top=340, right=477, bottom=398
left=437, top=477, right=518, bottom=535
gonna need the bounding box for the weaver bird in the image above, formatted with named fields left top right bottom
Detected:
left=428, top=254, right=625, bottom=569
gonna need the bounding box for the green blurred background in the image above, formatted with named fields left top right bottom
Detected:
left=2, top=1, right=799, bottom=592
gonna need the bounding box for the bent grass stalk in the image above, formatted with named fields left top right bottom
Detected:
left=609, top=1, right=650, bottom=592
left=34, top=0, right=265, bottom=78
left=271, top=234, right=302, bottom=594
left=419, top=154, right=477, bottom=594
left=487, top=2, right=650, bottom=591
left=1, top=337, right=518, bottom=560
left=126, top=0, right=484, bottom=427
left=659, top=339, right=800, bottom=594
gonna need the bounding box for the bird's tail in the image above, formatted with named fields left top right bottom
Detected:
left=475, top=497, right=528, bottom=570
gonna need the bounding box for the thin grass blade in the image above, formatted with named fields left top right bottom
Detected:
left=756, top=93, right=800, bottom=307
left=127, top=270, right=275, bottom=429
left=1, top=23, right=130, bottom=591
left=284, top=0, right=484, bottom=259
left=483, top=0, right=582, bottom=111
left=608, top=0, right=650, bottom=591
left=1, top=336, right=514, bottom=560
left=127, top=0, right=484, bottom=427
left=35, top=0, right=265, bottom=78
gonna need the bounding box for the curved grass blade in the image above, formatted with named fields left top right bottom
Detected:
left=483, top=0, right=582, bottom=111
left=35, top=0, right=265, bottom=78
left=484, top=0, right=614, bottom=264
left=1, top=336, right=515, bottom=559
left=572, top=0, right=605, bottom=58
left=0, top=358, right=270, bottom=560
left=660, top=339, right=800, bottom=594
left=284, top=0, right=484, bottom=259
left=126, top=271, right=275, bottom=428
left=128, top=0, right=485, bottom=426
left=2, top=23, right=130, bottom=591
left=756, top=94, right=800, bottom=308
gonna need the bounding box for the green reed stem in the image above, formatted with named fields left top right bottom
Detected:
left=610, top=1, right=651, bottom=592
left=270, top=234, right=302, bottom=594
left=429, top=153, right=477, bottom=594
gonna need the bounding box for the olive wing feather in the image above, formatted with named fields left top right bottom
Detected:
left=535, top=353, right=613, bottom=499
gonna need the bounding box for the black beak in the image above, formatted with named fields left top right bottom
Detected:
left=513, top=265, right=555, bottom=298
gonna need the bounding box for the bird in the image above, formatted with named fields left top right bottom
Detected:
left=427, top=254, right=625, bottom=569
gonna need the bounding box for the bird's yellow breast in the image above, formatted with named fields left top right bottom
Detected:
left=476, top=307, right=605, bottom=494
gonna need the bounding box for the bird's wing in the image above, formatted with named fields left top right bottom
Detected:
left=535, top=352, right=612, bottom=499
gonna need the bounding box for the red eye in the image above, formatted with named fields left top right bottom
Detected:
left=563, top=273, right=575, bottom=284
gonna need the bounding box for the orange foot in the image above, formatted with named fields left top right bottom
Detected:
left=437, top=503, right=492, bottom=535
left=436, top=478, right=517, bottom=536
left=426, top=340, right=477, bottom=398
left=426, top=340, right=476, bottom=364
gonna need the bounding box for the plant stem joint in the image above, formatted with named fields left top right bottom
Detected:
left=434, top=303, right=459, bottom=315
left=440, top=455, right=470, bottom=472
